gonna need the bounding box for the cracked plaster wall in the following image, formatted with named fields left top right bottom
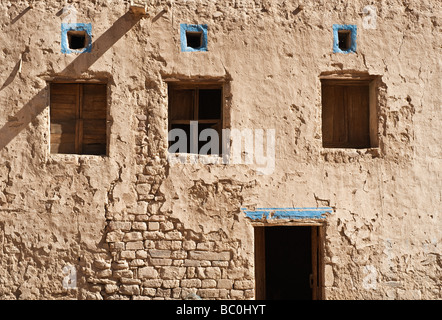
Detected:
left=0, top=0, right=440, bottom=299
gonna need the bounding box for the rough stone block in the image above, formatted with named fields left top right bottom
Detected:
left=123, top=232, right=143, bottom=242
left=234, top=280, right=254, bottom=290
left=109, top=221, right=132, bottom=231
left=93, top=260, right=111, bottom=270
left=132, top=222, right=147, bottom=230
left=97, top=269, right=112, bottom=278
left=160, top=267, right=186, bottom=280
left=120, top=277, right=142, bottom=285
left=196, top=242, right=215, bottom=251
left=136, top=183, right=152, bottom=195
left=205, top=267, right=222, bottom=279
left=149, top=249, right=172, bottom=258
left=217, top=279, right=233, bottom=289
left=171, top=250, right=187, bottom=259
left=113, top=269, right=133, bottom=279
left=112, top=260, right=129, bottom=270
left=197, top=289, right=220, bottom=298
left=156, top=240, right=182, bottom=250
left=138, top=266, right=158, bottom=279
left=129, top=259, right=146, bottom=267
left=244, top=289, right=254, bottom=299
left=212, top=261, right=229, bottom=267
left=143, top=231, right=165, bottom=240
left=143, top=279, right=162, bottom=287
left=219, top=289, right=229, bottom=299
left=135, top=214, right=149, bottom=221
left=109, top=242, right=125, bottom=251
left=156, top=288, right=171, bottom=298
left=120, top=284, right=140, bottom=295
left=164, top=230, right=183, bottom=240
left=160, top=221, right=174, bottom=232
left=188, top=251, right=231, bottom=261
left=180, top=279, right=202, bottom=288
left=106, top=230, right=124, bottom=242
left=120, top=250, right=136, bottom=260
left=136, top=250, right=148, bottom=259
left=142, top=288, right=156, bottom=296
left=148, top=222, right=160, bottom=230
left=183, top=259, right=210, bottom=267
left=150, top=258, right=173, bottom=266
left=105, top=284, right=119, bottom=294
left=126, top=241, right=144, bottom=250
left=202, top=279, right=217, bottom=288
left=183, top=240, right=196, bottom=250
left=230, top=290, right=244, bottom=299
left=162, top=280, right=180, bottom=288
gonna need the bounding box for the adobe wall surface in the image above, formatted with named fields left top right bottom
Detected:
left=0, top=0, right=440, bottom=300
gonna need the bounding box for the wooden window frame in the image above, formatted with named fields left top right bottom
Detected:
left=167, top=82, right=224, bottom=155
left=320, top=77, right=379, bottom=149
left=49, top=81, right=108, bottom=156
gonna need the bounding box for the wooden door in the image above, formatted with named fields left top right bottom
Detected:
left=254, top=227, right=266, bottom=300
left=254, top=226, right=324, bottom=300
left=311, top=226, right=324, bottom=300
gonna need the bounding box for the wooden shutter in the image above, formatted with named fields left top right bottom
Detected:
left=322, top=84, right=347, bottom=147
left=50, top=83, right=107, bottom=155
left=346, top=85, right=369, bottom=148
left=50, top=83, right=79, bottom=154
left=311, top=226, right=324, bottom=300
left=169, top=89, right=194, bottom=122
left=82, top=84, right=107, bottom=155
left=322, top=81, right=370, bottom=148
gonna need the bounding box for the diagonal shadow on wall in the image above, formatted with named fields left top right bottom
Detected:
left=0, top=11, right=142, bottom=151
left=0, top=59, right=22, bottom=91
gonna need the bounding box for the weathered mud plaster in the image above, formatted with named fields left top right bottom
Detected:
left=0, top=0, right=440, bottom=300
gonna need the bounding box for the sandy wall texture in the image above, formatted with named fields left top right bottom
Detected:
left=0, top=0, right=440, bottom=300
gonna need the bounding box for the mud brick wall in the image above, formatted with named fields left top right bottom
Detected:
left=0, top=0, right=440, bottom=300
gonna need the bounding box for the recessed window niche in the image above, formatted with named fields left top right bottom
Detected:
left=67, top=30, right=87, bottom=50
left=320, top=74, right=380, bottom=149
left=61, top=23, right=92, bottom=54
left=333, top=24, right=357, bottom=54
left=180, top=24, right=208, bottom=52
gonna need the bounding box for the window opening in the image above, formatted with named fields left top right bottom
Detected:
left=333, top=24, right=357, bottom=54
left=338, top=30, right=351, bottom=51
left=168, top=84, right=223, bottom=155
left=67, top=30, right=87, bottom=50
left=321, top=79, right=376, bottom=148
left=50, top=83, right=107, bottom=155
left=186, top=31, right=203, bottom=49
left=180, top=24, right=208, bottom=52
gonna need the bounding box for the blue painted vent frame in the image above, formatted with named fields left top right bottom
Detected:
left=333, top=24, right=357, bottom=54
left=180, top=24, right=208, bottom=52
left=61, top=23, right=92, bottom=54
left=242, top=207, right=333, bottom=221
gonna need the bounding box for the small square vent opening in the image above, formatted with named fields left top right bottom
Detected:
left=338, top=30, right=352, bottom=51
left=68, top=30, right=87, bottom=50
left=186, top=31, right=203, bottom=49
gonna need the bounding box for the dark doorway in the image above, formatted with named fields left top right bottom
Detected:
left=254, top=226, right=323, bottom=300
